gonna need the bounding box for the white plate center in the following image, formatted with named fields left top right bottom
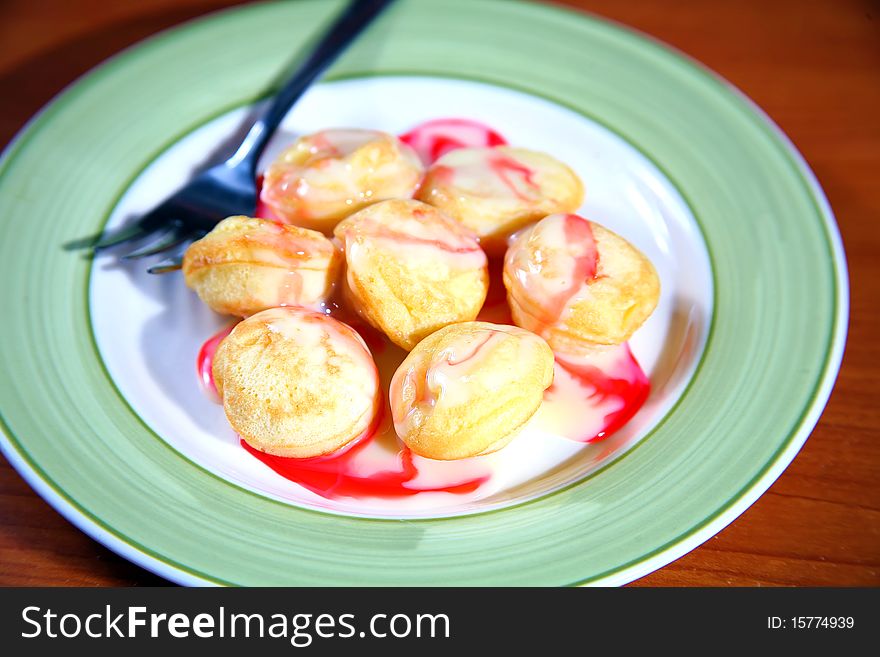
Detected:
left=89, top=76, right=712, bottom=518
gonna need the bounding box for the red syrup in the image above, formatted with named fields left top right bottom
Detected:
left=538, top=214, right=599, bottom=324
left=400, top=118, right=508, bottom=164
left=553, top=348, right=650, bottom=443
left=487, top=153, right=540, bottom=201
left=196, top=323, right=236, bottom=400
left=241, top=419, right=489, bottom=500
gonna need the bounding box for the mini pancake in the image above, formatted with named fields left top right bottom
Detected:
left=260, top=128, right=424, bottom=234
left=183, top=215, right=341, bottom=318
left=334, top=199, right=489, bottom=351
left=389, top=321, right=554, bottom=460
left=415, top=146, right=584, bottom=254
left=212, top=307, right=380, bottom=458
left=503, top=213, right=660, bottom=353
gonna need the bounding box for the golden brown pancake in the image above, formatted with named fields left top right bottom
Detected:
left=503, top=213, right=660, bottom=353
left=260, top=128, right=424, bottom=234
left=212, top=307, right=380, bottom=458
left=183, top=215, right=341, bottom=318
left=334, top=199, right=489, bottom=351
left=389, top=321, right=554, bottom=460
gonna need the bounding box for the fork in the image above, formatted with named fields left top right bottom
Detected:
left=79, top=0, right=394, bottom=274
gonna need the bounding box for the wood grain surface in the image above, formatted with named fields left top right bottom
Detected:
left=0, top=0, right=877, bottom=587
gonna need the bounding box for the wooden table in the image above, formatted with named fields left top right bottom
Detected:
left=0, top=0, right=876, bottom=587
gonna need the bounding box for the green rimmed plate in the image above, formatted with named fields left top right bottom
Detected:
left=0, top=0, right=846, bottom=585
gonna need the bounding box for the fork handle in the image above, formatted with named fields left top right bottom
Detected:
left=229, top=0, right=395, bottom=174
